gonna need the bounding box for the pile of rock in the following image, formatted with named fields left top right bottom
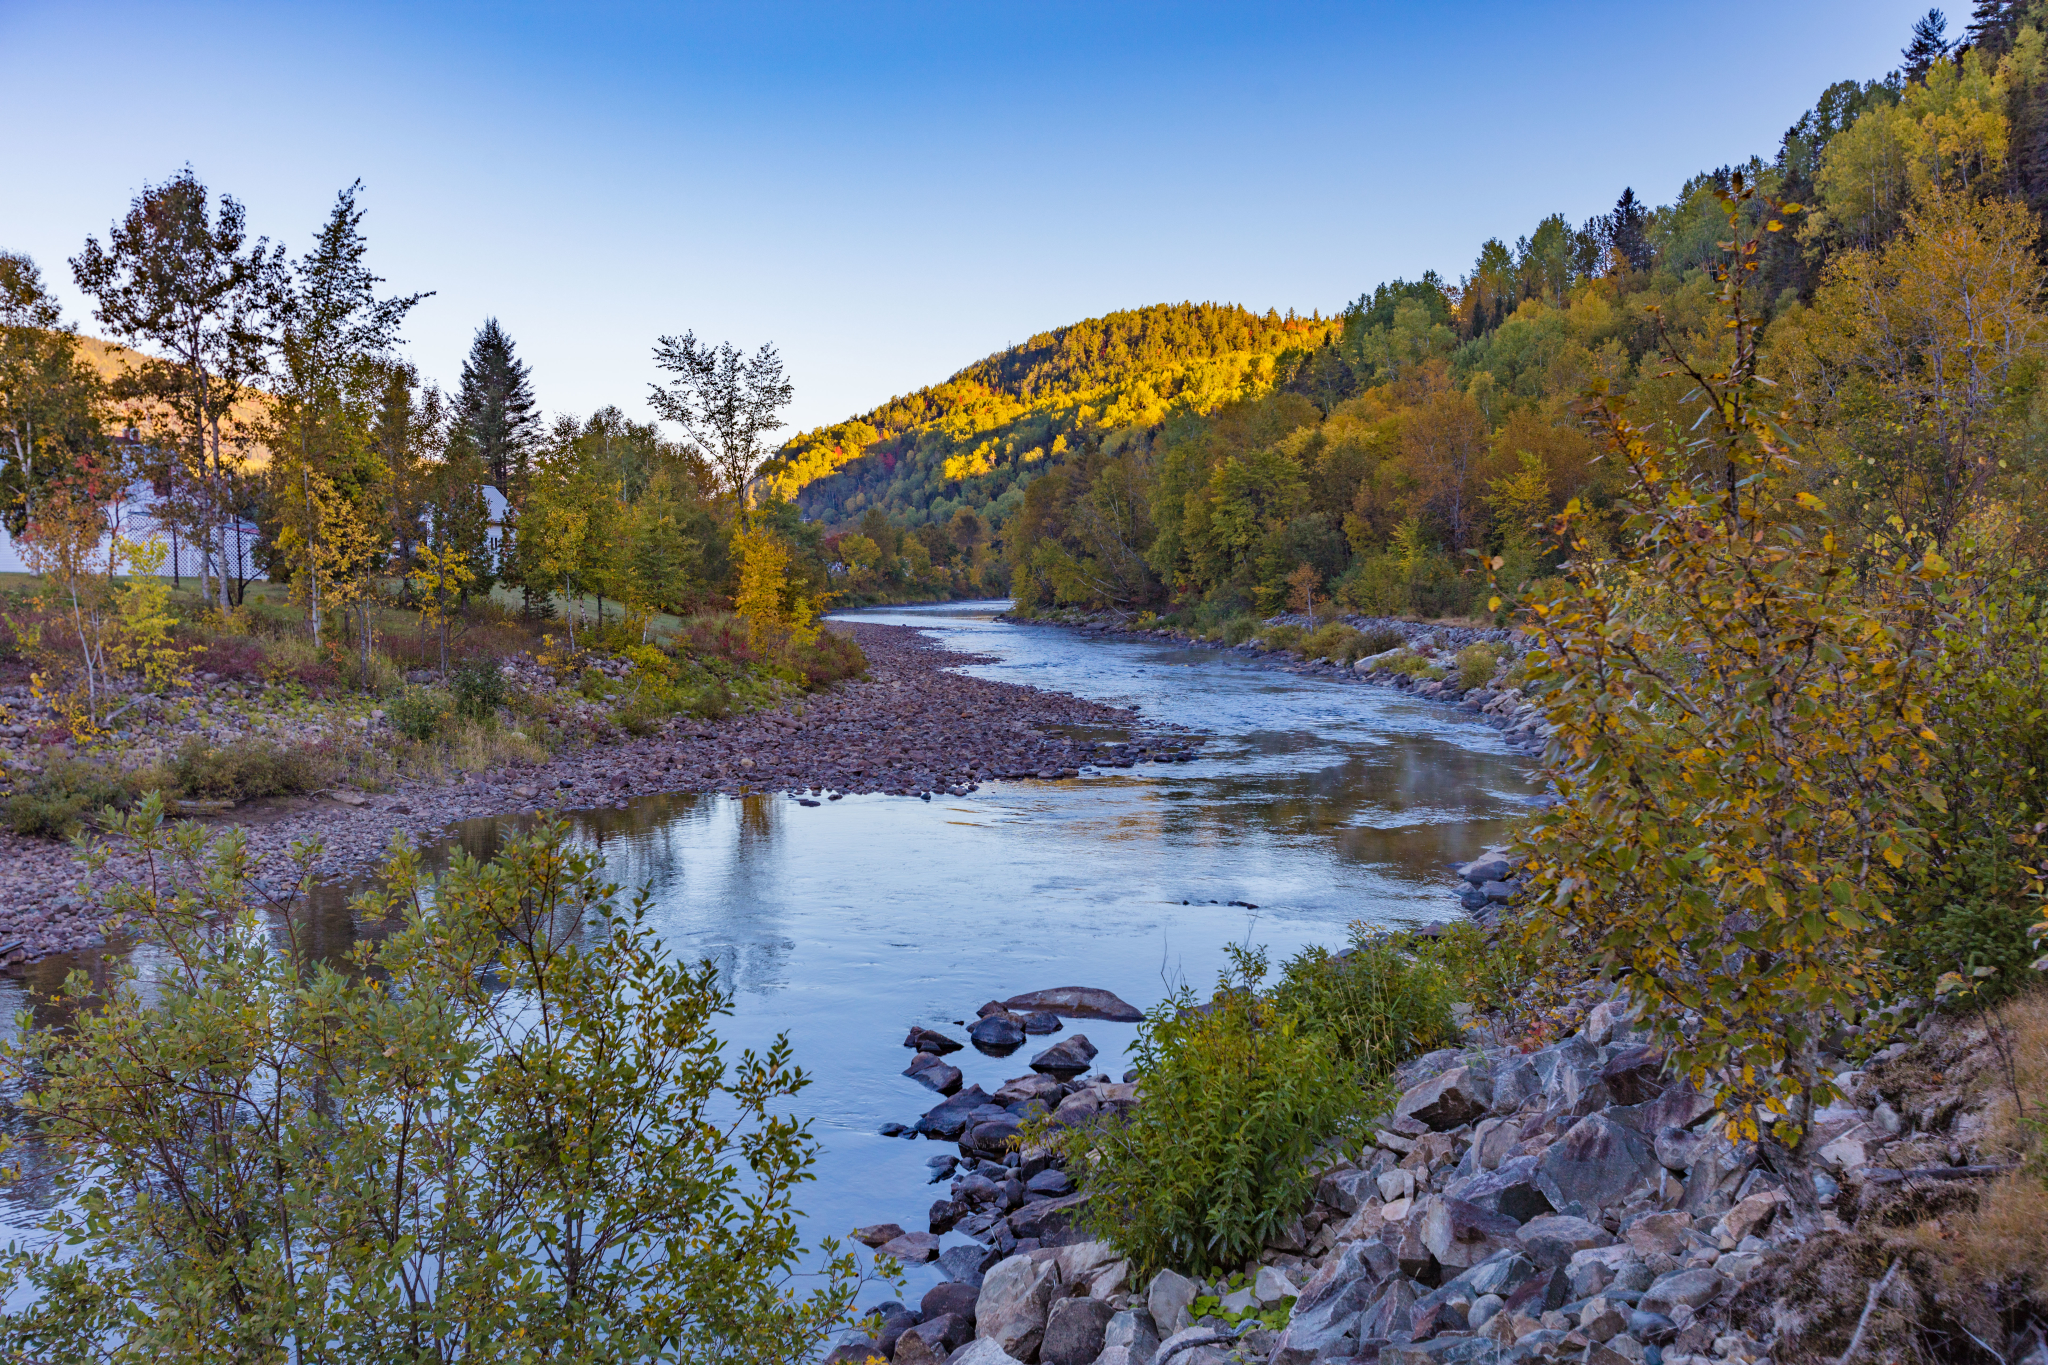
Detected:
left=835, top=983, right=2019, bottom=1365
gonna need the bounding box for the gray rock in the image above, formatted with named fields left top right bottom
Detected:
left=1515, top=1214, right=1613, bottom=1270
left=924, top=1281, right=981, bottom=1325
left=939, top=1243, right=992, bottom=1287
left=974, top=1254, right=1060, bottom=1360
left=1093, top=1308, right=1160, bottom=1365
left=1029, top=1035, right=1099, bottom=1075
left=1357, top=1275, right=1421, bottom=1343
left=1422, top=1196, right=1525, bottom=1271
left=994, top=1073, right=1066, bottom=1106
left=906, top=1051, right=966, bottom=1095
left=970, top=1015, right=1027, bottom=1050
left=961, top=1114, right=1024, bottom=1160
left=1147, top=1268, right=1200, bottom=1336
left=1652, top=1125, right=1703, bottom=1172
left=1599, top=1045, right=1666, bottom=1106
left=1278, top=1238, right=1387, bottom=1356
left=1020, top=1011, right=1064, bottom=1035
left=1445, top=1153, right=1552, bottom=1223
left=1024, top=1168, right=1072, bottom=1198
left=1152, top=1327, right=1238, bottom=1365
left=821, top=1341, right=887, bottom=1365
left=1000, top=987, right=1144, bottom=1022
left=1610, top=1083, right=1717, bottom=1138
left=906, top=1025, right=964, bottom=1055
left=1640, top=1267, right=1724, bottom=1314
left=1537, top=1113, right=1660, bottom=1212
left=879, top=1231, right=942, bottom=1263
left=1488, top=1057, right=1542, bottom=1115
left=916, top=1086, right=996, bottom=1139
left=1580, top=1294, right=1627, bottom=1343
left=1040, top=1297, right=1115, bottom=1365
left=1397, top=1066, right=1493, bottom=1131
left=945, top=1340, right=1026, bottom=1365
left=1007, top=1191, right=1089, bottom=1240
left=1627, top=1310, right=1678, bottom=1344
left=1316, top=1167, right=1381, bottom=1214
left=852, top=1222, right=906, bottom=1248
left=1460, top=856, right=1513, bottom=884
left=894, top=1315, right=967, bottom=1365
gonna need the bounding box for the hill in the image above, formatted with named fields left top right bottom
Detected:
left=766, top=302, right=1334, bottom=530
left=77, top=333, right=276, bottom=466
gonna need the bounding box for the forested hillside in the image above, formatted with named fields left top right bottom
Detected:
left=782, top=7, right=2048, bottom=621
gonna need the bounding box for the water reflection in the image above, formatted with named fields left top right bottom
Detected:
left=0, top=601, right=1541, bottom=1307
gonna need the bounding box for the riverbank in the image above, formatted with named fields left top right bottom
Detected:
left=1001, top=611, right=1550, bottom=759
left=0, top=621, right=1198, bottom=966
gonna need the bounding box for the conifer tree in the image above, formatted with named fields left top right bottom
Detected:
left=1602, top=188, right=1653, bottom=273
left=455, top=318, right=537, bottom=495
left=1965, top=0, right=2019, bottom=56
left=1904, top=8, right=1952, bottom=79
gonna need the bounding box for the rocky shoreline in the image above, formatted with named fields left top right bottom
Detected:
left=0, top=621, right=1198, bottom=967
left=829, top=980, right=2035, bottom=1365
left=998, top=613, right=1550, bottom=760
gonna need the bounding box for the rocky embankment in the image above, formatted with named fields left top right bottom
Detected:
left=0, top=622, right=1197, bottom=965
left=1005, top=613, right=1549, bottom=758
left=829, top=984, right=2036, bottom=1365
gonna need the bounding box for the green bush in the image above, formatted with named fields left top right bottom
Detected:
left=7, top=760, right=167, bottom=838
left=1255, top=623, right=1304, bottom=652
left=1357, top=625, right=1405, bottom=655
left=451, top=658, right=507, bottom=722
left=1456, top=642, right=1505, bottom=691
left=1047, top=947, right=1373, bottom=1277
left=1269, top=933, right=1462, bottom=1072
left=387, top=687, right=451, bottom=743
left=1219, top=614, right=1261, bottom=646
left=172, top=739, right=329, bottom=803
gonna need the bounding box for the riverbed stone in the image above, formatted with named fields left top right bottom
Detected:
left=961, top=1113, right=1024, bottom=1159
left=994, top=1074, right=1065, bottom=1106
left=878, top=1231, right=941, bottom=1263
left=1006, top=1191, right=1089, bottom=1240
left=1000, top=986, right=1144, bottom=1021
left=906, top=1025, right=964, bottom=1055
left=923, top=1280, right=980, bottom=1326
left=1041, top=1297, right=1116, bottom=1365
left=1029, top=1035, right=1098, bottom=1075
left=905, top=1052, right=964, bottom=1095
left=892, top=1315, right=964, bottom=1365
left=851, top=1223, right=904, bottom=1248
left=970, top=1015, right=1027, bottom=1050
left=915, top=1085, right=995, bottom=1139
left=975, top=1253, right=1060, bottom=1360
left=1020, top=1011, right=1064, bottom=1035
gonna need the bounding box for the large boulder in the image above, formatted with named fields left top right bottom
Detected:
left=1599, top=1045, right=1667, bottom=1106
left=1276, top=1238, right=1386, bottom=1357
left=938, top=1243, right=992, bottom=1288
left=1487, top=1057, right=1542, bottom=1115
left=948, top=1341, right=1027, bottom=1365
left=878, top=1231, right=941, bottom=1263
left=975, top=1254, right=1060, bottom=1361
left=1420, top=1196, right=1524, bottom=1272
left=1537, top=1113, right=1660, bottom=1212
left=923, top=1280, right=980, bottom=1326
left=1444, top=1154, right=1551, bottom=1223
left=995, top=1073, right=1066, bottom=1106
left=1094, top=1308, right=1161, bottom=1365
left=1041, top=1297, right=1116, bottom=1365
left=1514, top=1214, right=1613, bottom=1269
left=1316, top=1167, right=1382, bottom=1215
left=1640, top=1267, right=1726, bottom=1315
left=915, top=1086, right=995, bottom=1140
left=961, top=1113, right=1024, bottom=1160
left=1610, top=1082, right=1717, bottom=1137
left=1029, top=1035, right=1099, bottom=1076
left=851, top=1223, right=904, bottom=1248
left=1355, top=1277, right=1421, bottom=1344
left=1048, top=1083, right=1137, bottom=1129
left=1395, top=1066, right=1492, bottom=1131
left=822, top=1342, right=888, bottom=1365
left=1001, top=987, right=1144, bottom=1022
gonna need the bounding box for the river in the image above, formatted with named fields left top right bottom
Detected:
left=0, top=600, right=1541, bottom=1310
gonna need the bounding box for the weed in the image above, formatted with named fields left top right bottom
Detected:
left=387, top=688, right=450, bottom=743
left=451, top=659, right=507, bottom=722
left=1456, top=642, right=1505, bottom=691
left=172, top=739, right=329, bottom=803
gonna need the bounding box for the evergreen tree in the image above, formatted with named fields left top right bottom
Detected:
left=1904, top=8, right=1952, bottom=79
left=1964, top=0, right=2020, bottom=56
left=1602, top=188, right=1653, bottom=273
left=455, top=317, right=537, bottom=496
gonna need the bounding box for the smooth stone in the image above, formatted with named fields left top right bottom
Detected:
left=905, top=1024, right=964, bottom=1055
left=1000, top=986, right=1144, bottom=1022
left=1029, top=1034, right=1098, bottom=1075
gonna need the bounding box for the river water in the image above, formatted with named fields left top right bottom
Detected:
left=0, top=600, right=1540, bottom=1308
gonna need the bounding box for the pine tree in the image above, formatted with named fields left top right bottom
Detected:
left=1904, top=8, right=1952, bottom=80
left=455, top=318, right=537, bottom=496
left=1964, top=0, right=2017, bottom=57
left=1602, top=188, right=1653, bottom=273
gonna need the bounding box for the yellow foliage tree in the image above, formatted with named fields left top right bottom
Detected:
left=731, top=521, right=816, bottom=646
left=408, top=541, right=474, bottom=676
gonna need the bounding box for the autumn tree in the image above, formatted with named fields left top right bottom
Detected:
left=72, top=169, right=285, bottom=610
left=648, top=332, right=794, bottom=504
left=264, top=182, right=426, bottom=657
left=0, top=253, right=106, bottom=535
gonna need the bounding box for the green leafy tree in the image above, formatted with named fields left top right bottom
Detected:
left=648, top=332, right=794, bottom=504
left=0, top=252, right=106, bottom=535
left=0, top=802, right=864, bottom=1361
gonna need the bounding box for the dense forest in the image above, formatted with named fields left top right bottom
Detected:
left=781, top=3, right=2048, bottom=622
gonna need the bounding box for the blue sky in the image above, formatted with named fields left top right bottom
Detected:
left=3, top=1, right=1931, bottom=436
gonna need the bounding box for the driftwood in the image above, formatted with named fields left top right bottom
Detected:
left=1835, top=1257, right=1903, bottom=1365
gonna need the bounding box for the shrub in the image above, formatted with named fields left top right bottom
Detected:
left=1357, top=625, right=1405, bottom=655
left=386, top=687, right=450, bottom=743
left=5, top=759, right=162, bottom=838
left=450, top=658, right=507, bottom=722
left=1254, top=623, right=1304, bottom=652
left=789, top=629, right=866, bottom=688
left=172, top=739, right=329, bottom=803
left=1269, top=932, right=1463, bottom=1071
left=1219, top=614, right=1261, bottom=646
left=1456, top=642, right=1504, bottom=691
left=0, top=804, right=863, bottom=1358
left=1303, top=623, right=1371, bottom=664
left=1047, top=947, right=1370, bottom=1277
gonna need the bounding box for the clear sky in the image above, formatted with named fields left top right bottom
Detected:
left=2, top=1, right=1931, bottom=437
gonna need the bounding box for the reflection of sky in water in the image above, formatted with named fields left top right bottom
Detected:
left=0, top=600, right=1541, bottom=1312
